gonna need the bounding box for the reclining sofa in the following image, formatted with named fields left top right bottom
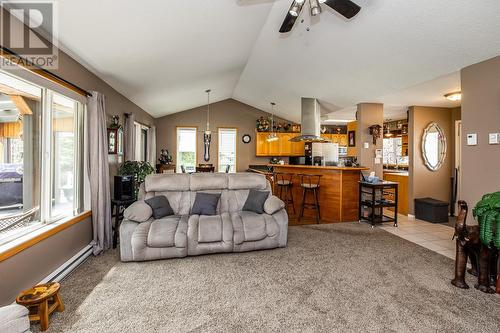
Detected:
left=120, top=173, right=288, bottom=262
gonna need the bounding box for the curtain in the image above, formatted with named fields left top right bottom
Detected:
left=147, top=126, right=156, bottom=166
left=87, top=91, right=112, bottom=255
left=124, top=113, right=135, bottom=161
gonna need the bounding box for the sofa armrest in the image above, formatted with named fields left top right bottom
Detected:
left=120, top=219, right=140, bottom=261
left=123, top=201, right=152, bottom=222
left=0, top=304, right=30, bottom=333
left=264, top=195, right=285, bottom=215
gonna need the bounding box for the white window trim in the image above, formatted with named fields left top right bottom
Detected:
left=217, top=128, right=237, bottom=173
left=176, top=127, right=197, bottom=173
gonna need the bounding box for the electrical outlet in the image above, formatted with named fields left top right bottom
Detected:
left=488, top=133, right=500, bottom=144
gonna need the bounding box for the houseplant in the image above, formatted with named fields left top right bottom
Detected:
left=472, top=191, right=500, bottom=248
left=117, top=160, right=155, bottom=198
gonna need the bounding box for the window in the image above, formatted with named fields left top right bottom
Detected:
left=218, top=128, right=237, bottom=173
left=0, top=71, right=84, bottom=245
left=134, top=122, right=148, bottom=161
left=383, top=137, right=408, bottom=165
left=176, top=127, right=197, bottom=173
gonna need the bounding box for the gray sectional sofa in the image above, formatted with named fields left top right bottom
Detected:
left=120, top=172, right=288, bottom=262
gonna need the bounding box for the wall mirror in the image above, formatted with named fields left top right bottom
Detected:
left=422, top=122, right=446, bottom=171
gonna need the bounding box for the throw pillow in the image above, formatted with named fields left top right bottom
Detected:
left=123, top=201, right=153, bottom=222
left=242, top=189, right=270, bottom=214
left=145, top=195, right=174, bottom=219
left=191, top=192, right=221, bottom=216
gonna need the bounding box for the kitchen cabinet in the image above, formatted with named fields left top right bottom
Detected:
left=255, top=132, right=304, bottom=156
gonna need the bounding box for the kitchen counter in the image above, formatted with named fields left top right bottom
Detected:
left=272, top=164, right=368, bottom=224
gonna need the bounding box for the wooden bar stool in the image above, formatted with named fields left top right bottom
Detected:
left=298, top=174, right=322, bottom=223
left=274, top=172, right=295, bottom=214
left=16, top=282, right=64, bottom=331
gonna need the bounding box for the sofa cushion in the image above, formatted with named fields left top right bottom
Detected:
left=145, top=195, right=174, bottom=219
left=191, top=192, right=221, bottom=215
left=123, top=201, right=152, bottom=222
left=228, top=173, right=267, bottom=190
left=264, top=195, right=285, bottom=215
left=242, top=189, right=270, bottom=214
left=232, top=211, right=269, bottom=243
left=145, top=173, right=190, bottom=192
left=198, top=215, right=223, bottom=243
left=190, top=173, right=228, bottom=191
left=147, top=216, right=181, bottom=248
left=0, top=304, right=30, bottom=333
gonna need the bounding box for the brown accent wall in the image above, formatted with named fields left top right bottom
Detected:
left=0, top=217, right=92, bottom=306
left=155, top=99, right=293, bottom=171
left=408, top=106, right=453, bottom=214
left=461, top=56, right=500, bottom=219
left=356, top=103, right=384, bottom=177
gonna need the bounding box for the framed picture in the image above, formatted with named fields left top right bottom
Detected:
left=108, top=128, right=123, bottom=154
left=348, top=130, right=356, bottom=147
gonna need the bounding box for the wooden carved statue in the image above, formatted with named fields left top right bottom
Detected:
left=452, top=200, right=498, bottom=293
left=203, top=132, right=211, bottom=162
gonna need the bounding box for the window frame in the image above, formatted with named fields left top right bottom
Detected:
left=175, top=126, right=198, bottom=173
left=217, top=127, right=237, bottom=173
left=0, top=70, right=84, bottom=246
left=134, top=122, right=149, bottom=162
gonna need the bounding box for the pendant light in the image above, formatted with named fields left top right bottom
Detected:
left=267, top=102, right=279, bottom=142
left=310, top=0, right=322, bottom=16
left=205, top=89, right=211, bottom=135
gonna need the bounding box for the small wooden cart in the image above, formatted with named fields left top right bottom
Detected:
left=358, top=180, right=399, bottom=227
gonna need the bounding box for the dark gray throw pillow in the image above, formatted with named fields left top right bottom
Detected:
left=242, top=189, right=270, bottom=214
left=145, top=195, right=174, bottom=219
left=191, top=192, right=221, bottom=216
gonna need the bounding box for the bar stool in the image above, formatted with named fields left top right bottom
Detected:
left=274, top=172, right=295, bottom=214
left=298, top=174, right=322, bottom=223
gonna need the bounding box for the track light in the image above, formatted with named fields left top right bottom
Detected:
left=289, top=2, right=300, bottom=16
left=318, top=0, right=326, bottom=3
left=310, top=0, right=321, bottom=16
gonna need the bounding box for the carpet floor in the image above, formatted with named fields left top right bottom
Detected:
left=34, top=223, right=499, bottom=333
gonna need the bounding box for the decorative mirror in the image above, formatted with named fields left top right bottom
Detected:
left=422, top=122, right=446, bottom=171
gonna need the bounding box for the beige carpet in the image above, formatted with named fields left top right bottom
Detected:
left=34, top=223, right=499, bottom=332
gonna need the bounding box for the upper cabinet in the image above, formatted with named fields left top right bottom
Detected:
left=255, top=132, right=304, bottom=156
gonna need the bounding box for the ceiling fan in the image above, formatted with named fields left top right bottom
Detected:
left=279, top=0, right=361, bottom=33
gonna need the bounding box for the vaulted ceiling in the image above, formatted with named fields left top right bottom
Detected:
left=50, top=0, right=500, bottom=121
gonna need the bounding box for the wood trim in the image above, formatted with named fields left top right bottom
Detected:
left=10, top=95, right=33, bottom=115
left=0, top=211, right=92, bottom=262
left=0, top=49, right=90, bottom=97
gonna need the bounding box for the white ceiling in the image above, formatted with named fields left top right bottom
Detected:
left=40, top=0, right=500, bottom=120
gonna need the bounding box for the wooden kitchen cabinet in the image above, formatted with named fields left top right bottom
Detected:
left=339, top=134, right=348, bottom=146
left=255, top=132, right=305, bottom=156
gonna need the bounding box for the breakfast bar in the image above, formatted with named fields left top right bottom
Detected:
left=271, top=165, right=368, bottom=224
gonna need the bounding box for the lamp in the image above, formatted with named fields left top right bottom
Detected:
left=444, top=91, right=461, bottom=101
left=267, top=102, right=279, bottom=142
left=310, top=0, right=321, bottom=16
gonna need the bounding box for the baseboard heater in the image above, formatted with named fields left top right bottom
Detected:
left=39, top=244, right=93, bottom=284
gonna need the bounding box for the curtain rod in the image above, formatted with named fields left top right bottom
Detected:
left=0, top=46, right=92, bottom=97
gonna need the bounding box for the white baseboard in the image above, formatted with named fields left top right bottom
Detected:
left=40, top=244, right=93, bottom=284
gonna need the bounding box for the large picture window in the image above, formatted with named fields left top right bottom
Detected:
left=0, top=71, right=84, bottom=245
left=218, top=128, right=236, bottom=173
left=176, top=127, right=197, bottom=173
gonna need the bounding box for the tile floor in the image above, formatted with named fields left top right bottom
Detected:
left=378, top=214, right=456, bottom=260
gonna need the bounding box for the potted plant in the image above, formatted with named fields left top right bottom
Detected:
left=117, top=160, right=155, bottom=198
left=472, top=191, right=500, bottom=248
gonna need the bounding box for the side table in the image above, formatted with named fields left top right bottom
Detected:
left=112, top=198, right=136, bottom=249
left=16, top=282, right=64, bottom=331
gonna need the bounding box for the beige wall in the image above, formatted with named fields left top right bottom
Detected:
left=408, top=106, right=453, bottom=214
left=0, top=217, right=92, bottom=306
left=155, top=99, right=293, bottom=171
left=461, top=56, right=500, bottom=219
left=356, top=103, right=384, bottom=177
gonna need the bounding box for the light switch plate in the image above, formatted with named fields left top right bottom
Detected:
left=363, top=142, right=369, bottom=149
left=488, top=133, right=500, bottom=144
left=467, top=133, right=477, bottom=146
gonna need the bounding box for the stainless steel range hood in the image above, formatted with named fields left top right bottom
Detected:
left=290, top=97, right=330, bottom=142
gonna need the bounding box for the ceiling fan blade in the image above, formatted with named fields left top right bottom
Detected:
left=324, top=0, right=361, bottom=19
left=279, top=1, right=305, bottom=33
left=279, top=12, right=298, bottom=33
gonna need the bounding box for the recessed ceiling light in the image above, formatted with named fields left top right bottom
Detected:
left=444, top=91, right=461, bottom=101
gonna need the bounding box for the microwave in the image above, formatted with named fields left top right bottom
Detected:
left=339, top=146, right=347, bottom=156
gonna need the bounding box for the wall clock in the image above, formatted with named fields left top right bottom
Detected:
left=242, top=134, right=252, bottom=144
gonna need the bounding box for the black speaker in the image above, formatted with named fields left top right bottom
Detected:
left=114, top=175, right=134, bottom=200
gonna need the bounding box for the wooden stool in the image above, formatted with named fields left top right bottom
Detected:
left=298, top=174, right=322, bottom=223
left=16, top=282, right=64, bottom=331
left=274, top=172, right=295, bottom=214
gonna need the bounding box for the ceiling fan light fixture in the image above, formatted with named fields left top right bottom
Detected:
left=310, top=0, right=322, bottom=16
left=444, top=91, right=461, bottom=101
